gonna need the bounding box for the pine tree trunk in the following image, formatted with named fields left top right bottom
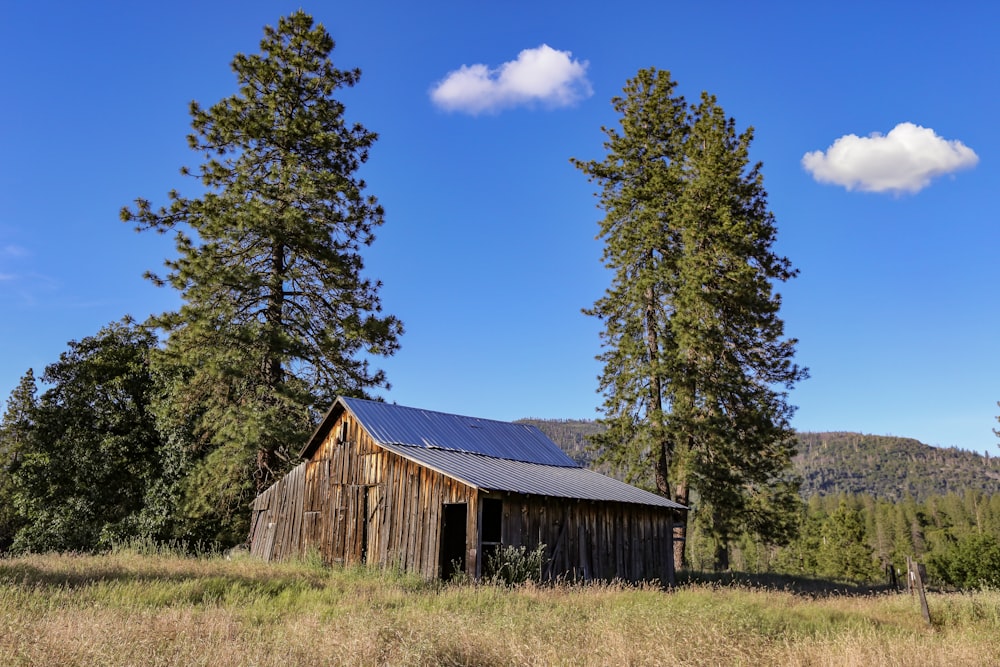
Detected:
left=255, top=241, right=287, bottom=494
left=673, top=481, right=688, bottom=570
left=713, top=539, right=729, bottom=572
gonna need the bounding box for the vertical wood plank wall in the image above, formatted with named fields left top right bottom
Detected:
left=493, top=494, right=675, bottom=584
left=249, top=410, right=677, bottom=583
left=249, top=411, right=478, bottom=579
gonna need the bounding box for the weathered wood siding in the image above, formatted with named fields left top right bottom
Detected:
left=249, top=411, right=479, bottom=579
left=249, top=409, right=677, bottom=583
left=490, top=494, right=675, bottom=584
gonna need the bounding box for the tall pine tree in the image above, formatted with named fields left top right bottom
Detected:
left=571, top=68, right=688, bottom=499
left=122, top=11, right=402, bottom=542
left=574, top=70, right=805, bottom=570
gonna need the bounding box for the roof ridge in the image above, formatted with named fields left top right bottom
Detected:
left=342, top=396, right=539, bottom=428
left=341, top=396, right=577, bottom=467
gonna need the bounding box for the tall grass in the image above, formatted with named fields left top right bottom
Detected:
left=1, top=549, right=998, bottom=666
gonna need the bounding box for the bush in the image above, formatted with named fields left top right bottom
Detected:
left=485, top=544, right=548, bottom=586
left=929, top=533, right=1000, bottom=590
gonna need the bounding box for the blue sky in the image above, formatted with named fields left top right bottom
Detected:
left=1, top=1, right=997, bottom=454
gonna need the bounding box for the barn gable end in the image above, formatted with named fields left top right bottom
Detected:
left=249, top=397, right=685, bottom=583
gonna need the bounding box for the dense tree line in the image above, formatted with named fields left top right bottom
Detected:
left=528, top=419, right=1000, bottom=589
left=0, top=323, right=168, bottom=552
left=530, top=419, right=1000, bottom=504
left=689, top=490, right=1000, bottom=589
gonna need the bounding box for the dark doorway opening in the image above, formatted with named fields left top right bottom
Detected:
left=440, top=503, right=467, bottom=581
left=481, top=498, right=503, bottom=578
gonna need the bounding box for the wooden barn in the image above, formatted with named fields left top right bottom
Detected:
left=248, top=397, right=686, bottom=583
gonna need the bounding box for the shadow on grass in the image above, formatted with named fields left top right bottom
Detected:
left=0, top=555, right=328, bottom=599
left=1, top=549, right=907, bottom=602
left=676, top=569, right=901, bottom=598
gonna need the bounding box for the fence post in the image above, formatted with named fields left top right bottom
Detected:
left=907, top=556, right=932, bottom=626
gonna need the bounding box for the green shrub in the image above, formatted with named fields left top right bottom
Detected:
left=929, top=533, right=1000, bottom=590
left=485, top=544, right=547, bottom=586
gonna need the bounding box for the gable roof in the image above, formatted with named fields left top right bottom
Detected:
left=302, top=397, right=685, bottom=510
left=302, top=397, right=575, bottom=466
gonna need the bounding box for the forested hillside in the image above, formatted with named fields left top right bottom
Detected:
left=522, top=419, right=1000, bottom=502
left=795, top=432, right=1000, bottom=501
left=515, top=419, right=605, bottom=468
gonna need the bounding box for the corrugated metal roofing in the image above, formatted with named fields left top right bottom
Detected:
left=378, top=443, right=685, bottom=509
left=341, top=397, right=576, bottom=467
left=307, top=397, right=686, bottom=510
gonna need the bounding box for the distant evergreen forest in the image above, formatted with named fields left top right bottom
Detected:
left=519, top=419, right=1000, bottom=587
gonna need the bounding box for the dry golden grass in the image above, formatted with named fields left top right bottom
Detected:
left=1, top=549, right=998, bottom=666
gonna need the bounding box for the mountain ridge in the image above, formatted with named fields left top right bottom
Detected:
left=516, top=419, right=1000, bottom=502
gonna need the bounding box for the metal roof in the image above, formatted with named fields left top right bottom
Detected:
left=378, top=443, right=686, bottom=509
left=340, top=397, right=577, bottom=467
left=298, top=397, right=685, bottom=510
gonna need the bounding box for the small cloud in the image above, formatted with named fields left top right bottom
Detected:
left=802, top=123, right=978, bottom=194
left=430, top=44, right=592, bottom=115
left=0, top=246, right=27, bottom=281
left=1, top=245, right=29, bottom=258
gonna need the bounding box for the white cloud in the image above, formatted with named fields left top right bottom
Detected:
left=2, top=244, right=29, bottom=257
left=0, top=245, right=30, bottom=283
left=430, top=44, right=592, bottom=115
left=802, top=123, right=978, bottom=194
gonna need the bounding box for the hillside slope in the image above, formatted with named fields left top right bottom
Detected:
left=519, top=419, right=1000, bottom=502
left=515, top=419, right=604, bottom=467
left=794, top=431, right=1000, bottom=501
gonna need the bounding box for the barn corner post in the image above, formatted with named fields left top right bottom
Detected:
left=666, top=508, right=677, bottom=587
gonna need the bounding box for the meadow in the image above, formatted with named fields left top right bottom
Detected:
left=1, top=547, right=998, bottom=666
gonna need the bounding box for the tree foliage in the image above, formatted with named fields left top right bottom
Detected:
left=929, top=533, right=1000, bottom=589
left=517, top=419, right=1000, bottom=585
left=5, top=321, right=164, bottom=552
left=815, top=500, right=879, bottom=581
left=0, top=369, right=37, bottom=551
left=121, top=11, right=402, bottom=541
left=572, top=69, right=688, bottom=492
left=573, top=69, right=805, bottom=569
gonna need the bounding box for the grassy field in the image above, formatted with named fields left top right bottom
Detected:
left=1, top=548, right=998, bottom=666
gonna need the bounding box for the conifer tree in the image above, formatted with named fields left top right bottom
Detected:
left=571, top=67, right=689, bottom=531
left=995, top=401, right=999, bottom=444
left=817, top=500, right=878, bottom=581
left=668, top=93, right=806, bottom=569
left=0, top=369, right=36, bottom=551
left=574, top=69, right=805, bottom=570
left=122, top=11, right=402, bottom=540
